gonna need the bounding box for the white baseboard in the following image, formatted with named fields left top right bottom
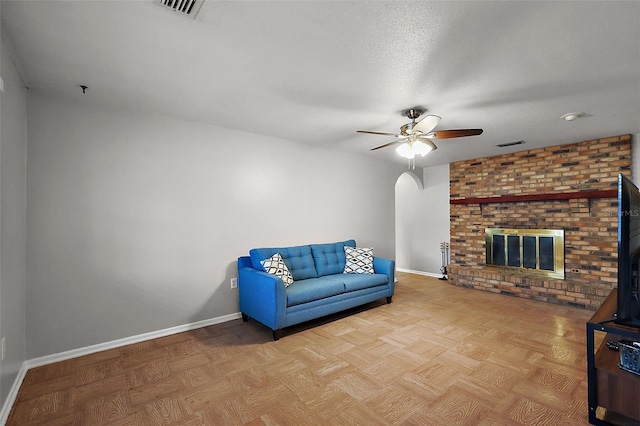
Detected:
left=396, top=268, right=445, bottom=279
left=0, top=312, right=242, bottom=425
left=0, top=363, right=28, bottom=425
left=25, top=312, right=242, bottom=369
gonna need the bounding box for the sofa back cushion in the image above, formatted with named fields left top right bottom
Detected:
left=250, top=244, right=318, bottom=281
left=310, top=239, right=356, bottom=276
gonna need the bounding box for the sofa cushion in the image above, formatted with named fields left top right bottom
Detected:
left=339, top=273, right=389, bottom=291
left=260, top=253, right=294, bottom=287
left=250, top=245, right=318, bottom=281
left=343, top=246, right=374, bottom=274
left=285, top=277, right=345, bottom=306
left=310, top=239, right=356, bottom=276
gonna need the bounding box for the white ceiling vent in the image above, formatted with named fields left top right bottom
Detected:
left=157, top=0, right=204, bottom=19
left=496, top=140, right=525, bottom=148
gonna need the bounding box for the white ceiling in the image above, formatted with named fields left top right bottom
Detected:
left=3, top=0, right=639, bottom=167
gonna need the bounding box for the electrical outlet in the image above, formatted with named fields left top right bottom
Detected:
left=230, top=278, right=238, bottom=289
left=1, top=337, right=5, bottom=361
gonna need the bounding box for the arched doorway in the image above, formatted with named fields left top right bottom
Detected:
left=394, top=165, right=450, bottom=276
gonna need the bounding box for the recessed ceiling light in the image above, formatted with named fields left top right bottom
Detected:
left=561, top=112, right=584, bottom=121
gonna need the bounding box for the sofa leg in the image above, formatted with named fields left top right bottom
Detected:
left=242, top=313, right=248, bottom=322
left=272, top=330, right=281, bottom=341
left=386, top=296, right=392, bottom=304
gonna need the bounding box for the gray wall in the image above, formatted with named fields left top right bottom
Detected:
left=26, top=91, right=404, bottom=358
left=0, top=39, right=28, bottom=406
left=395, top=164, right=450, bottom=274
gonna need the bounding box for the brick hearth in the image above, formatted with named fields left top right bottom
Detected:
left=449, top=134, right=632, bottom=310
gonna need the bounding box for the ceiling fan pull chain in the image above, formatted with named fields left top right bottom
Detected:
left=408, top=157, right=415, bottom=170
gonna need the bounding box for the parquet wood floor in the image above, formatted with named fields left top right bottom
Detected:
left=6, top=272, right=637, bottom=425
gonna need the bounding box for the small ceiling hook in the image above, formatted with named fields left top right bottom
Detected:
left=80, top=85, right=88, bottom=94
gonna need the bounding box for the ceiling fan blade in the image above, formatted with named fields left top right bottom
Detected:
left=418, top=137, right=438, bottom=151
left=370, top=138, right=406, bottom=151
left=357, top=130, right=401, bottom=137
left=430, top=129, right=483, bottom=139
left=413, top=114, right=441, bottom=134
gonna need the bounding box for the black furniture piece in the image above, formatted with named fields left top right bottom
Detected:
left=587, top=288, right=640, bottom=425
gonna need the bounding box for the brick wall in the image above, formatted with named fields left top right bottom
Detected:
left=449, top=135, right=632, bottom=310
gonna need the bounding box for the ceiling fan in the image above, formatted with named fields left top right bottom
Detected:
left=357, top=108, right=483, bottom=160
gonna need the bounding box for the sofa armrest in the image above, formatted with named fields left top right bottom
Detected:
left=238, top=265, right=287, bottom=330
left=374, top=257, right=395, bottom=291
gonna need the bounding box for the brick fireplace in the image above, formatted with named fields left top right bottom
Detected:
left=448, top=134, right=632, bottom=310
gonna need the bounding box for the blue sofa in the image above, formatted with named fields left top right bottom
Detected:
left=237, top=239, right=395, bottom=340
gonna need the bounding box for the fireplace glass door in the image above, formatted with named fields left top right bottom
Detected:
left=485, top=228, right=565, bottom=279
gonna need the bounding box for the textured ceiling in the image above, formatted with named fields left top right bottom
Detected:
left=3, top=1, right=639, bottom=167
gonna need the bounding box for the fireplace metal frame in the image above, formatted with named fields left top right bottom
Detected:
left=485, top=228, right=565, bottom=279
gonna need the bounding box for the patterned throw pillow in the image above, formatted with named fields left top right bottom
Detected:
left=343, top=246, right=374, bottom=274
left=260, top=253, right=294, bottom=287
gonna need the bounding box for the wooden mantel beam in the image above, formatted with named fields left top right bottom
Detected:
left=450, top=189, right=617, bottom=205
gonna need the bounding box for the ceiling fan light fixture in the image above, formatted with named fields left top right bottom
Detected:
left=412, top=140, right=433, bottom=157
left=396, top=143, right=415, bottom=159
left=396, top=139, right=437, bottom=159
